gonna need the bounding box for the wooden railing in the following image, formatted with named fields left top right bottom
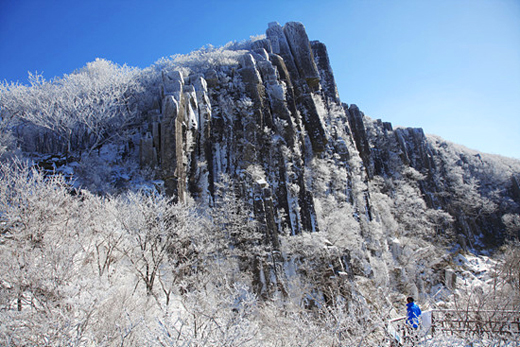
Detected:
left=387, top=310, right=432, bottom=346
left=387, top=309, right=520, bottom=345
left=430, top=309, right=520, bottom=336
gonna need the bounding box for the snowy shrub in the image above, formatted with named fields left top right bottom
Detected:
left=0, top=161, right=92, bottom=344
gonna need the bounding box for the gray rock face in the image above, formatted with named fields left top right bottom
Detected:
left=139, top=132, right=157, bottom=168
left=297, top=93, right=327, bottom=153
left=282, top=22, right=321, bottom=90
left=160, top=94, right=185, bottom=200
left=135, top=21, right=519, bottom=254
left=311, top=40, right=339, bottom=103
left=138, top=22, right=340, bottom=238
left=345, top=104, right=372, bottom=176
left=266, top=22, right=298, bottom=79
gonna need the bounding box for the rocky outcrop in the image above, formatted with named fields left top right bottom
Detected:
left=138, top=22, right=346, bottom=238
left=135, top=21, right=520, bottom=257
left=265, top=22, right=301, bottom=88
left=345, top=104, right=372, bottom=176
left=281, top=22, right=321, bottom=90
left=311, top=40, right=339, bottom=104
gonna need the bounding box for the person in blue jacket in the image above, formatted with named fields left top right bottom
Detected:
left=406, top=297, right=422, bottom=329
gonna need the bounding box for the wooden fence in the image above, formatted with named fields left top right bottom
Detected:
left=430, top=309, right=520, bottom=336
left=388, top=309, right=520, bottom=345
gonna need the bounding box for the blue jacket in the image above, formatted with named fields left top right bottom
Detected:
left=406, top=302, right=422, bottom=328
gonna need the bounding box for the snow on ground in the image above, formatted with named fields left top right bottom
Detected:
left=452, top=252, right=498, bottom=297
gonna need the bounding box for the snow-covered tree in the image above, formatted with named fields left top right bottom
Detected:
left=0, top=59, right=141, bottom=155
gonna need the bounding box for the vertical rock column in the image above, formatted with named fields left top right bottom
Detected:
left=310, top=40, right=340, bottom=104
left=161, top=94, right=187, bottom=201
left=191, top=75, right=213, bottom=201
left=282, top=22, right=321, bottom=91
left=266, top=21, right=327, bottom=154
left=160, top=71, right=187, bottom=201
left=346, top=104, right=373, bottom=178
left=238, top=53, right=269, bottom=161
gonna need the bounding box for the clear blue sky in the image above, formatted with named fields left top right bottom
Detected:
left=1, top=0, right=519, bottom=159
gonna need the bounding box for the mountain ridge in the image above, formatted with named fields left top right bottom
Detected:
left=0, top=21, right=519, bottom=345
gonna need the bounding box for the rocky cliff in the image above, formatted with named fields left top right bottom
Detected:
left=137, top=21, right=520, bottom=253
left=139, top=22, right=340, bottom=236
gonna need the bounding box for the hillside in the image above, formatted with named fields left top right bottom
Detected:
left=0, top=21, right=519, bottom=346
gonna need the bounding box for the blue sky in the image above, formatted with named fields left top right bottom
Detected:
left=1, top=0, right=519, bottom=159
